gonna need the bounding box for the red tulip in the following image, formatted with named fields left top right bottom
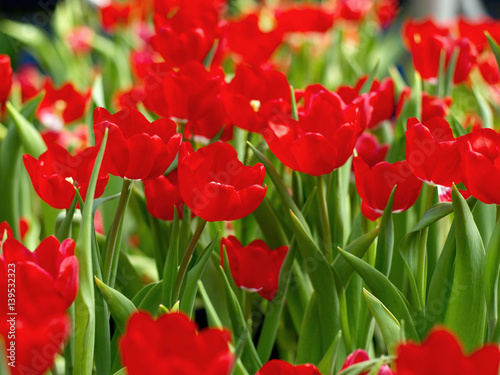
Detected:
left=353, top=156, right=423, bottom=220
left=23, top=144, right=109, bottom=209
left=396, top=88, right=452, bottom=123
left=221, top=236, right=288, bottom=300
left=355, top=132, right=388, bottom=168
left=337, top=76, right=395, bottom=129
left=220, top=64, right=291, bottom=133
left=458, top=17, right=500, bottom=54
left=0, top=221, right=14, bottom=245
left=225, top=12, right=284, bottom=67
left=100, top=2, right=131, bottom=31
left=66, top=26, right=94, bottom=54
left=256, top=359, right=321, bottom=375
left=478, top=53, right=500, bottom=85
left=403, top=19, right=477, bottom=84
left=143, top=170, right=184, bottom=220
left=143, top=61, right=228, bottom=140
left=0, top=54, right=13, bottom=104
left=396, top=327, right=500, bottom=375
left=336, top=0, right=372, bottom=22
left=341, top=349, right=395, bottom=375
left=150, top=6, right=219, bottom=68
left=14, top=64, right=42, bottom=103
left=275, top=5, right=334, bottom=34
left=37, top=79, right=90, bottom=129
left=405, top=117, right=462, bottom=187
left=0, top=236, right=78, bottom=375
left=376, top=0, right=398, bottom=28
left=458, top=127, right=500, bottom=205
left=93, top=107, right=182, bottom=180
left=120, top=311, right=235, bottom=375
left=265, top=85, right=361, bottom=176
left=114, top=86, right=146, bottom=111
left=178, top=141, right=266, bottom=221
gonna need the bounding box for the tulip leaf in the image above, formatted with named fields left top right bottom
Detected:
left=253, top=197, right=289, bottom=248
left=6, top=101, right=46, bottom=158
left=56, top=195, right=79, bottom=241
left=337, top=247, right=419, bottom=340
left=444, top=186, right=487, bottom=351
left=363, top=288, right=401, bottom=354
left=95, top=276, right=137, bottom=333
left=332, top=229, right=379, bottom=289
left=74, top=128, right=108, bottom=375
left=162, top=208, right=180, bottom=308
left=296, top=293, right=324, bottom=365
left=137, top=281, right=164, bottom=316
left=485, top=217, right=500, bottom=336
left=473, top=87, right=493, bottom=129
left=257, top=243, right=297, bottom=362
left=218, top=266, right=263, bottom=374
left=359, top=59, right=380, bottom=94
left=290, top=210, right=339, bottom=354
left=487, top=32, right=500, bottom=72
left=375, top=186, right=396, bottom=276
left=247, top=142, right=309, bottom=233
left=317, top=331, right=343, bottom=375
left=132, top=281, right=158, bottom=306
left=180, top=233, right=220, bottom=317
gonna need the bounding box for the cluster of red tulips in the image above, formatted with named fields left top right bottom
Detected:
left=2, top=0, right=500, bottom=374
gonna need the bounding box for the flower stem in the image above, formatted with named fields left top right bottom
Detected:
left=172, top=218, right=207, bottom=302
left=103, top=178, right=133, bottom=286
left=317, top=175, right=333, bottom=262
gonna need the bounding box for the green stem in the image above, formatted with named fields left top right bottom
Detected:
left=103, top=178, right=133, bottom=286
left=317, top=175, right=333, bottom=262
left=172, top=218, right=207, bottom=302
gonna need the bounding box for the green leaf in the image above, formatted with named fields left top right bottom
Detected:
left=359, top=59, right=380, bottom=94
left=180, top=233, right=220, bottom=317
left=296, top=293, right=324, bottom=365
left=332, top=229, right=379, bottom=288
left=6, top=102, right=46, bottom=158
left=444, top=186, right=487, bottom=351
left=162, top=208, right=180, bottom=308
left=487, top=32, right=500, bottom=71
left=94, top=277, right=137, bottom=333
left=218, top=266, right=262, bottom=374
left=337, top=247, right=418, bottom=340
left=317, top=331, right=342, bottom=375
left=290, top=210, right=339, bottom=354
left=375, top=186, right=396, bottom=276
left=74, top=128, right=108, bottom=375
left=137, top=281, right=164, bottom=316
left=247, top=142, right=309, bottom=231
left=485, top=217, right=500, bottom=337
left=363, top=288, right=401, bottom=353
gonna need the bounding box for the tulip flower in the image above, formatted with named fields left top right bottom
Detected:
left=0, top=236, right=78, bottom=375
left=397, top=89, right=452, bottom=123
left=341, top=349, right=395, bottom=375
left=457, top=17, right=500, bottom=53
left=396, top=328, right=500, bottom=374
left=353, top=156, right=422, bottom=220
left=265, top=85, right=361, bottom=176
left=0, top=54, right=12, bottom=104
left=220, top=64, right=291, bottom=133
left=14, top=64, right=42, bottom=103
left=355, top=132, right=389, bottom=167
left=337, top=76, right=395, bottom=129
left=0, top=221, right=13, bottom=245
left=478, top=53, right=500, bottom=85
left=143, top=170, right=184, bottom=220
left=37, top=79, right=90, bottom=129
left=221, top=236, right=288, bottom=300
left=120, top=311, right=235, bottom=375
left=256, top=359, right=321, bottom=374
left=99, top=1, right=131, bottom=31
left=275, top=5, right=334, bottom=34
left=405, top=117, right=462, bottom=187
left=403, top=19, right=477, bottom=84
left=225, top=12, right=284, bottom=67
left=178, top=141, right=267, bottom=221
left=458, top=127, right=500, bottom=205
left=23, top=144, right=109, bottom=209
left=143, top=61, right=229, bottom=140
left=93, top=107, right=182, bottom=180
